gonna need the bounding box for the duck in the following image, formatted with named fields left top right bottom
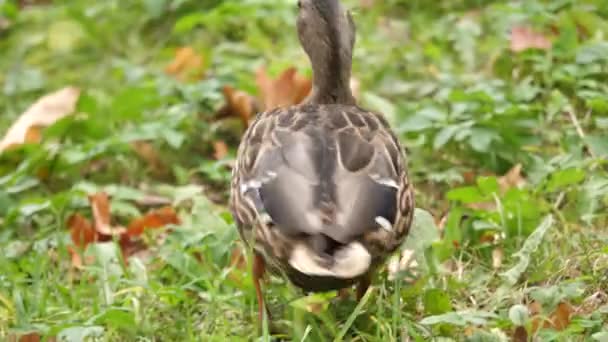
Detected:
left=229, top=0, right=414, bottom=322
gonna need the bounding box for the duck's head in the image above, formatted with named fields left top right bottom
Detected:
left=296, top=0, right=356, bottom=104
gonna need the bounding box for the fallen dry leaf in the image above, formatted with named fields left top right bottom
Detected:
left=68, top=213, right=97, bottom=248
left=530, top=301, right=575, bottom=332
left=7, top=332, right=56, bottom=342
left=0, top=86, right=80, bottom=152
left=89, top=192, right=126, bottom=236
left=256, top=66, right=312, bottom=110
left=512, top=326, right=528, bottom=342
left=360, top=0, right=375, bottom=9
left=131, top=141, right=166, bottom=174
left=165, top=46, right=204, bottom=81
left=491, top=246, right=504, bottom=269
left=213, top=140, right=229, bottom=160
left=549, top=302, right=574, bottom=330
left=126, top=206, right=180, bottom=237
left=499, top=163, right=526, bottom=192
left=217, top=85, right=258, bottom=128
left=67, top=193, right=179, bottom=268
left=510, top=26, right=551, bottom=52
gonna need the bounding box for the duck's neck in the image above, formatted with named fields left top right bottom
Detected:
left=307, top=54, right=355, bottom=105
left=304, top=16, right=356, bottom=105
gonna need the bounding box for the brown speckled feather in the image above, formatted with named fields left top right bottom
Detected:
left=230, top=104, right=414, bottom=290
left=230, top=0, right=413, bottom=294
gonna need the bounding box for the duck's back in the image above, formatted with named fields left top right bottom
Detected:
left=231, top=104, right=413, bottom=290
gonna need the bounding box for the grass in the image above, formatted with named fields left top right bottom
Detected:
left=1, top=0, right=608, bottom=340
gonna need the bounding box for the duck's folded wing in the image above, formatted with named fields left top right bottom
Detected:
left=243, top=127, right=400, bottom=243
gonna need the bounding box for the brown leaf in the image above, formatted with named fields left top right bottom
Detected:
left=512, top=326, right=528, bottom=342
left=256, top=66, right=312, bottom=110
left=165, top=47, right=204, bottom=81
left=67, top=213, right=97, bottom=248
left=550, top=302, right=574, bottom=330
left=218, top=85, right=258, bottom=128
left=530, top=301, right=574, bottom=332
left=510, top=26, right=551, bottom=52
left=88, top=192, right=126, bottom=236
left=360, top=0, right=375, bottom=9
left=131, top=141, right=166, bottom=173
left=7, top=332, right=56, bottom=342
left=213, top=140, right=229, bottom=160
left=126, top=206, right=179, bottom=237
left=499, top=163, right=526, bottom=193
left=230, top=246, right=247, bottom=271
left=0, top=87, right=80, bottom=152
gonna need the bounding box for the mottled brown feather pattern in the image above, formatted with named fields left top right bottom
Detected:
left=230, top=103, right=414, bottom=289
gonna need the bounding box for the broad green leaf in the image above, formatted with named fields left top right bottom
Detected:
left=446, top=186, right=485, bottom=203
left=546, top=168, right=586, bottom=192
left=420, top=310, right=497, bottom=326
left=423, top=288, right=452, bottom=315
left=477, top=176, right=499, bottom=196
left=502, top=215, right=554, bottom=285
left=433, top=125, right=460, bottom=150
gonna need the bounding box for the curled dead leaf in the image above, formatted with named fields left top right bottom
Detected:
left=499, top=163, right=526, bottom=192
left=530, top=301, right=574, bottom=332
left=510, top=26, right=551, bottom=52
left=126, top=206, right=180, bottom=237
left=67, top=193, right=179, bottom=269
left=68, top=213, right=97, bottom=248
left=88, top=192, right=126, bottom=236
left=0, top=87, right=80, bottom=152
left=165, top=46, right=204, bottom=81
left=218, top=85, right=258, bottom=128
left=255, top=66, right=312, bottom=110
left=7, top=332, right=56, bottom=342
left=213, top=140, right=229, bottom=160
left=131, top=141, right=166, bottom=174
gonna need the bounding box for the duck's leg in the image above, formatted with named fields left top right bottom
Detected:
left=252, top=253, right=270, bottom=322
left=356, top=272, right=371, bottom=300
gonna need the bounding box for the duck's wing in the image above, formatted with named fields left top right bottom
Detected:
left=240, top=106, right=403, bottom=246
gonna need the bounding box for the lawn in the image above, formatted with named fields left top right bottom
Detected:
left=1, top=0, right=607, bottom=341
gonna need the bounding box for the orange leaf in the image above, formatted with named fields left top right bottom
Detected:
left=510, top=26, right=551, bottom=52
left=165, top=47, right=204, bottom=81
left=88, top=192, right=126, bottom=236
left=549, top=302, right=574, bottom=330
left=67, top=213, right=97, bottom=247
left=126, top=206, right=180, bottom=237
left=230, top=246, right=247, bottom=271
left=498, top=163, right=526, bottom=193
left=131, top=141, right=166, bottom=173
left=530, top=301, right=574, bottom=332
left=213, top=140, right=229, bottom=160
left=220, top=86, right=257, bottom=128
left=7, top=332, right=56, bottom=342
left=255, top=66, right=312, bottom=110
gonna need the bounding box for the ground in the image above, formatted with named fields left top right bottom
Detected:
left=0, top=0, right=607, bottom=341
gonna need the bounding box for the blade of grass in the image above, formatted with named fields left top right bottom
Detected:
left=334, top=286, right=373, bottom=342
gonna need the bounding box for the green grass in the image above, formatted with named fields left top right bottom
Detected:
left=1, top=0, right=608, bottom=340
